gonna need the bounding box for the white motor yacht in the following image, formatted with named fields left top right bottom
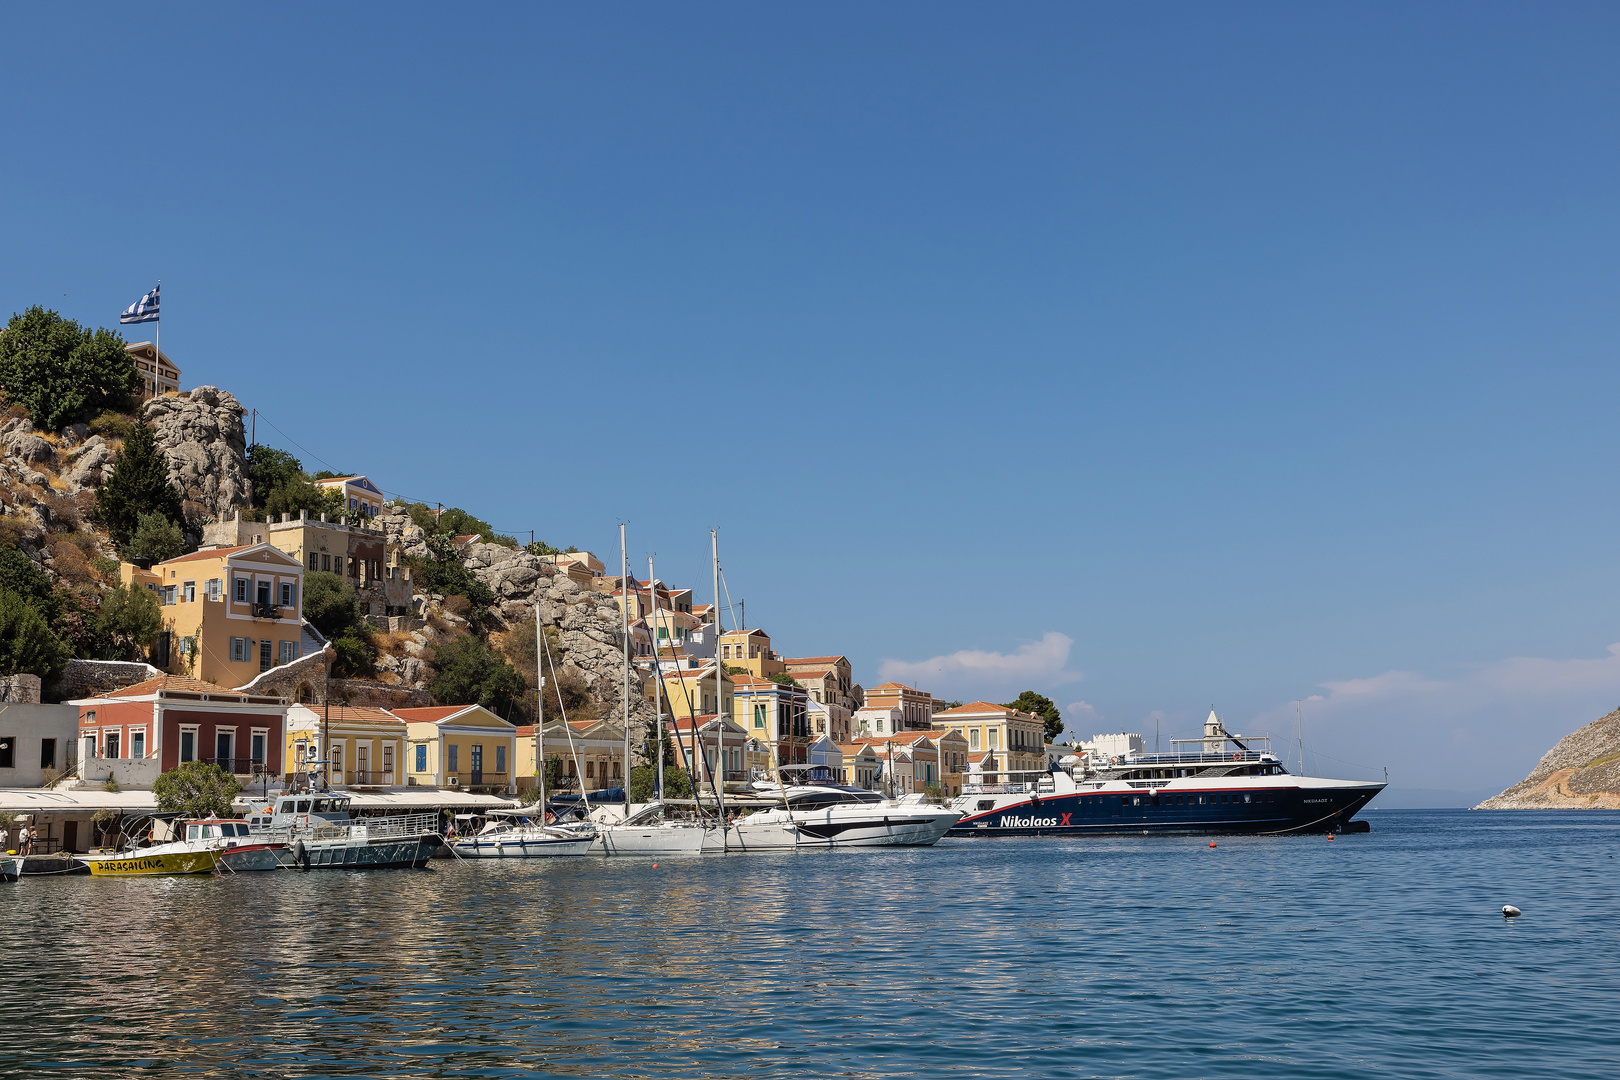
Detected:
left=721, top=784, right=962, bottom=849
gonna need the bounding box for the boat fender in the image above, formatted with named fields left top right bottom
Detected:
left=1503, top=905, right=1521, bottom=918
left=291, top=838, right=307, bottom=870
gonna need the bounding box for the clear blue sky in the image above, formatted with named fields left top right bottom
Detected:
left=6, top=4, right=1619, bottom=802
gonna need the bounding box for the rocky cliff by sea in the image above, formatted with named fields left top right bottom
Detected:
left=1474, top=708, right=1620, bottom=809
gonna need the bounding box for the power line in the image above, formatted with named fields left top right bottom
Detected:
left=249, top=407, right=555, bottom=541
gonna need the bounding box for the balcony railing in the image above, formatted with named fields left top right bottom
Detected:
left=200, top=756, right=270, bottom=777
left=252, top=602, right=282, bottom=620
left=346, top=769, right=396, bottom=786
left=443, top=770, right=510, bottom=788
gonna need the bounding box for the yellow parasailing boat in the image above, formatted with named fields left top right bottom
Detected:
left=79, top=819, right=283, bottom=877
left=80, top=847, right=219, bottom=876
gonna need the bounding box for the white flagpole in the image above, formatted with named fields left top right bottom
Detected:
left=153, top=280, right=161, bottom=394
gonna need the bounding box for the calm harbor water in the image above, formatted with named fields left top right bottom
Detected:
left=4, top=809, right=1618, bottom=1079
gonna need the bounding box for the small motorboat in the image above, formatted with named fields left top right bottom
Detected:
left=450, top=809, right=595, bottom=858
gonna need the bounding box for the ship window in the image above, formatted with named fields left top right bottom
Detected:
left=296, top=800, right=311, bottom=813
left=977, top=801, right=994, bottom=811
left=1198, top=795, right=1206, bottom=804
left=1244, top=793, right=1252, bottom=803
left=1132, top=796, right=1140, bottom=806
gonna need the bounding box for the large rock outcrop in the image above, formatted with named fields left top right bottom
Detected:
left=368, top=508, right=653, bottom=734
left=1475, top=708, right=1620, bottom=809
left=144, top=387, right=251, bottom=518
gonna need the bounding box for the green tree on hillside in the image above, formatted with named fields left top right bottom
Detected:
left=98, top=582, right=164, bottom=661
left=410, top=533, right=495, bottom=611
left=152, top=761, right=241, bottom=818
left=127, top=512, right=185, bottom=563
left=244, top=445, right=305, bottom=508
left=0, top=546, right=57, bottom=621
left=302, top=571, right=360, bottom=638
left=96, top=420, right=184, bottom=553
left=301, top=571, right=372, bottom=677
left=0, top=587, right=69, bottom=683
left=430, top=634, right=526, bottom=716
left=0, top=306, right=140, bottom=430
left=1004, top=690, right=1064, bottom=742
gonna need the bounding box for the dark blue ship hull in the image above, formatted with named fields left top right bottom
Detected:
left=948, top=783, right=1384, bottom=837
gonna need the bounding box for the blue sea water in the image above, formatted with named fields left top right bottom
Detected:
left=3, top=809, right=1618, bottom=1079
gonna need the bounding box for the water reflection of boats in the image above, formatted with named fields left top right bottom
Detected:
left=450, top=809, right=594, bottom=858
left=244, top=793, right=442, bottom=869
left=78, top=819, right=283, bottom=877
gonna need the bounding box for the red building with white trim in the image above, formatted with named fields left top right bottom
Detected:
left=73, top=675, right=288, bottom=778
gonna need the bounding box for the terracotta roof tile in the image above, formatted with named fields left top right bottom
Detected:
left=391, top=705, right=478, bottom=723
left=158, top=544, right=255, bottom=564
left=101, top=675, right=250, bottom=699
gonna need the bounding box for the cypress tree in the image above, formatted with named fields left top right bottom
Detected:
left=96, top=420, right=184, bottom=554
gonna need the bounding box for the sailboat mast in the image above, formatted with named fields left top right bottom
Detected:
left=544, top=599, right=550, bottom=809
left=621, top=523, right=631, bottom=817
left=713, top=528, right=726, bottom=843
left=649, top=554, right=663, bottom=802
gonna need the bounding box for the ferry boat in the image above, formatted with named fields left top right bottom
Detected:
left=723, top=783, right=963, bottom=849
left=78, top=819, right=284, bottom=876
left=948, top=711, right=1384, bottom=837
left=244, top=793, right=443, bottom=869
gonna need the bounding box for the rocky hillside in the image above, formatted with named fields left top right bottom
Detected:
left=3, top=381, right=649, bottom=737
left=1474, top=708, right=1620, bottom=809
left=372, top=508, right=652, bottom=731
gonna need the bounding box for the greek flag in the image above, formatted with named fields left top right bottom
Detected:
left=120, top=284, right=160, bottom=324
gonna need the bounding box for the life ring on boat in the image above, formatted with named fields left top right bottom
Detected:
left=1109, top=756, right=1120, bottom=765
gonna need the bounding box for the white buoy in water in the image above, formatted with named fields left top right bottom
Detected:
left=1502, top=905, right=1521, bottom=918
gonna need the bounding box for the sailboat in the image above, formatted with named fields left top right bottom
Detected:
left=589, top=534, right=721, bottom=856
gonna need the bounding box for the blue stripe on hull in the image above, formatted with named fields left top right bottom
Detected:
left=947, top=786, right=1381, bottom=837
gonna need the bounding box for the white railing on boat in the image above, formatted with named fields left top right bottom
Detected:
left=254, top=812, right=440, bottom=843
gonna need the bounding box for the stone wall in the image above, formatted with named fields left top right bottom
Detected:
left=46, top=659, right=162, bottom=702
left=327, top=679, right=435, bottom=710
left=234, top=647, right=331, bottom=704
left=0, top=674, right=42, bottom=703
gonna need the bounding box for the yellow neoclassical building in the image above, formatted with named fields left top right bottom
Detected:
left=718, top=628, right=786, bottom=678
left=931, top=702, right=1047, bottom=780
left=395, top=705, right=517, bottom=794
left=513, top=717, right=629, bottom=795
left=123, top=543, right=308, bottom=687
left=651, top=663, right=735, bottom=723
left=284, top=703, right=407, bottom=787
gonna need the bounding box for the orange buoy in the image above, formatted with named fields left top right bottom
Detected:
left=1327, top=834, right=1335, bottom=841
left=652, top=863, right=659, bottom=868
left=1208, top=841, right=1217, bottom=848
